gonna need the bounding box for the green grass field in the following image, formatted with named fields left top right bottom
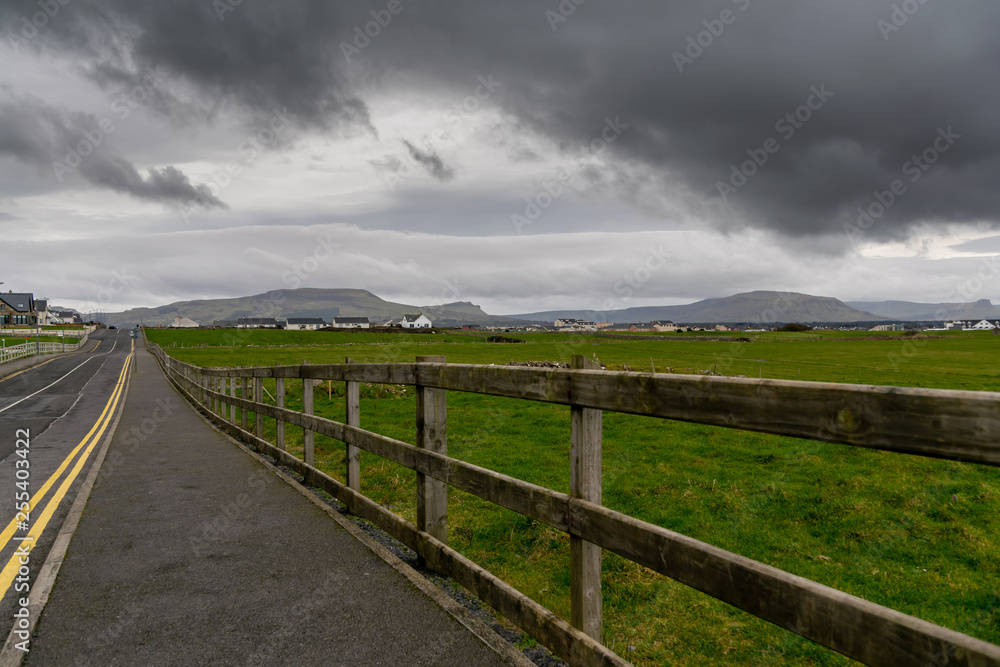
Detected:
left=147, top=328, right=1000, bottom=666
left=1, top=335, right=80, bottom=346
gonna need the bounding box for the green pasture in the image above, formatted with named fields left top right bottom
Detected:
left=147, top=328, right=1000, bottom=666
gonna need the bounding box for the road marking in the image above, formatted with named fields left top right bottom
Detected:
left=0, top=358, right=95, bottom=415
left=0, top=345, right=132, bottom=598
left=0, top=357, right=62, bottom=383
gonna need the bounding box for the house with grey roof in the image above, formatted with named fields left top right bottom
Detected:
left=332, top=316, right=370, bottom=329
left=286, top=317, right=328, bottom=331
left=0, top=292, right=36, bottom=327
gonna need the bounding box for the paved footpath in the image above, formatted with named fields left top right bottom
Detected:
left=22, top=345, right=516, bottom=666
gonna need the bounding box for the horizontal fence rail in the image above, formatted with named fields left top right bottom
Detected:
left=0, top=335, right=89, bottom=365
left=149, top=345, right=1000, bottom=667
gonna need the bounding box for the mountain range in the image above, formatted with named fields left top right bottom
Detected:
left=845, top=298, right=1000, bottom=321
left=99, top=289, right=1000, bottom=328
left=102, top=289, right=515, bottom=328
left=509, top=291, right=888, bottom=324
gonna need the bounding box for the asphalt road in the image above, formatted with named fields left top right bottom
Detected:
left=0, top=329, right=133, bottom=642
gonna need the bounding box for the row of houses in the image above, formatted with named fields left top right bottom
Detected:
left=192, top=313, right=434, bottom=330
left=0, top=292, right=82, bottom=327
left=554, top=319, right=718, bottom=333
left=944, top=319, right=1000, bottom=330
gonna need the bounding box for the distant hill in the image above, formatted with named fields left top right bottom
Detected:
left=846, top=298, right=1000, bottom=321
left=510, top=291, right=886, bottom=324
left=102, top=288, right=519, bottom=328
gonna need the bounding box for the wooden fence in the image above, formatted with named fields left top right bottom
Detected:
left=0, top=334, right=89, bottom=365
left=149, top=344, right=1000, bottom=667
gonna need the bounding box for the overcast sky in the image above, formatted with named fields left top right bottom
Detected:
left=1, top=0, right=999, bottom=316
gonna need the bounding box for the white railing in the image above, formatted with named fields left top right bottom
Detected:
left=0, top=333, right=90, bottom=365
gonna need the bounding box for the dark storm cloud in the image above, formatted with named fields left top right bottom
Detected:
left=5, top=0, right=1000, bottom=241
left=0, top=93, right=224, bottom=208
left=402, top=140, right=455, bottom=182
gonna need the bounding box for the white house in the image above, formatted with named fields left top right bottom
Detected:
left=236, top=317, right=281, bottom=329
left=285, top=317, right=327, bottom=331
left=170, top=316, right=200, bottom=328
left=401, top=313, right=432, bottom=329
left=332, top=317, right=370, bottom=329
left=945, top=319, right=999, bottom=330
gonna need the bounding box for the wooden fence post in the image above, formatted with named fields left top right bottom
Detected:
left=276, top=377, right=285, bottom=450
left=255, top=375, right=264, bottom=437
left=416, top=355, right=447, bottom=543
left=345, top=357, right=361, bottom=496
left=241, top=376, right=249, bottom=431
left=571, top=354, right=603, bottom=641
left=302, top=360, right=314, bottom=465
left=229, top=377, right=236, bottom=423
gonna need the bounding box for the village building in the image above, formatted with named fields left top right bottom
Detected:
left=286, top=317, right=328, bottom=330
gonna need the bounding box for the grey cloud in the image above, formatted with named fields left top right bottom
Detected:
left=402, top=140, right=455, bottom=182
left=5, top=0, right=1000, bottom=242
left=0, top=93, right=224, bottom=208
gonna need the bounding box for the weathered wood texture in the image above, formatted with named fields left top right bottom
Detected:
left=150, top=346, right=1000, bottom=667
left=571, top=355, right=602, bottom=641
left=416, top=355, right=448, bottom=543
left=345, top=357, right=360, bottom=495
left=275, top=377, right=285, bottom=450
left=302, top=365, right=314, bottom=466
left=190, top=362, right=1000, bottom=466
left=156, top=357, right=626, bottom=667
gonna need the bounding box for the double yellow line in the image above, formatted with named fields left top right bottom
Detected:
left=0, top=341, right=134, bottom=597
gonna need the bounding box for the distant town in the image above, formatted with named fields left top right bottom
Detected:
left=4, top=291, right=1000, bottom=334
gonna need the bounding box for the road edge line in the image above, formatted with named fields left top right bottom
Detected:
left=0, top=355, right=133, bottom=666
left=0, top=340, right=100, bottom=383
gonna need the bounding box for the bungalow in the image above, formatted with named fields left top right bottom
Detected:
left=236, top=317, right=282, bottom=329
left=170, top=316, right=200, bottom=328
left=972, top=319, right=999, bottom=330
left=332, top=317, right=370, bottom=329
left=0, top=292, right=36, bottom=327
left=401, top=313, right=432, bottom=329
left=286, top=317, right=328, bottom=331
